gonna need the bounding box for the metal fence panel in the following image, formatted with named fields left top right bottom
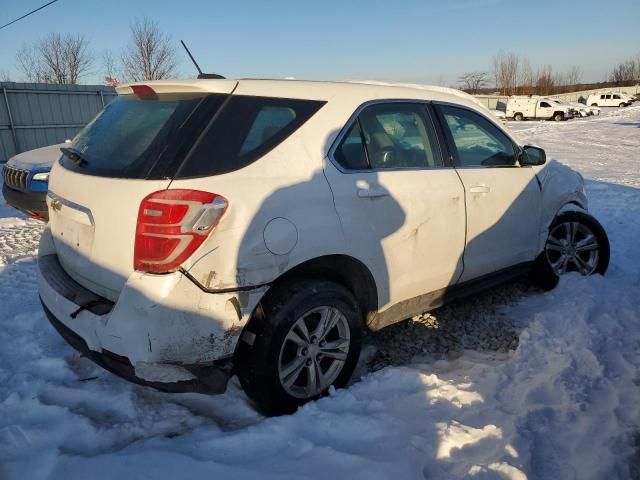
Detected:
left=0, top=82, right=116, bottom=163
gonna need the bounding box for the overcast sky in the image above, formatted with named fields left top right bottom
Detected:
left=0, top=0, right=638, bottom=86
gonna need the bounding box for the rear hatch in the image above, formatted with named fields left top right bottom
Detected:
left=47, top=80, right=238, bottom=300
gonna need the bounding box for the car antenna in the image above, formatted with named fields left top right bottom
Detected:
left=180, top=40, right=225, bottom=79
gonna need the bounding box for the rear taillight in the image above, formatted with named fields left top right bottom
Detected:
left=134, top=189, right=228, bottom=273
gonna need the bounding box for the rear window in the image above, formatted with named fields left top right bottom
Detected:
left=62, top=93, right=226, bottom=179
left=61, top=93, right=325, bottom=180
left=176, top=96, right=325, bottom=178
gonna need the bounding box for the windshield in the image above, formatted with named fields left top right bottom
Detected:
left=61, top=93, right=227, bottom=179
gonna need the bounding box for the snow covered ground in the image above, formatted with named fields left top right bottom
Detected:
left=1, top=106, right=639, bottom=479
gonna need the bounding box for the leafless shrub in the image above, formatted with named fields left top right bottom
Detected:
left=121, top=18, right=177, bottom=81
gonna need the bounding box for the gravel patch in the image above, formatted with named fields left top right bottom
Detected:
left=365, top=280, right=540, bottom=371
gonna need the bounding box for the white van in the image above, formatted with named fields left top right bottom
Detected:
left=587, top=92, right=631, bottom=107
left=506, top=96, right=573, bottom=121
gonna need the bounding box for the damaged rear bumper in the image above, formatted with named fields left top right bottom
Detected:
left=37, top=235, right=266, bottom=393
left=41, top=299, right=233, bottom=393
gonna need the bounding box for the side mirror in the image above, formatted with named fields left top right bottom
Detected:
left=520, top=145, right=546, bottom=166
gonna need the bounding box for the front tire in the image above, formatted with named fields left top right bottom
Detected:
left=530, top=211, right=610, bottom=289
left=553, top=112, right=564, bottom=122
left=236, top=280, right=363, bottom=416
left=591, top=103, right=598, bottom=107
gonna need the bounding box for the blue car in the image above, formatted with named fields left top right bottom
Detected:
left=2, top=143, right=63, bottom=221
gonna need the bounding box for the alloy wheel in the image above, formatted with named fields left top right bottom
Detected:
left=545, top=221, right=600, bottom=275
left=278, top=306, right=350, bottom=399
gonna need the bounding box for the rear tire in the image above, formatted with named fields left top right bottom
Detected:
left=235, top=280, right=363, bottom=416
left=591, top=103, right=598, bottom=107
left=530, top=211, right=610, bottom=289
left=514, top=112, right=524, bottom=121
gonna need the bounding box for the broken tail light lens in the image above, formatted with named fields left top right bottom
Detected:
left=134, top=189, right=228, bottom=273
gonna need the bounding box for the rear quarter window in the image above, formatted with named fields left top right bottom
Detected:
left=176, top=96, right=326, bottom=178
left=61, top=93, right=226, bottom=179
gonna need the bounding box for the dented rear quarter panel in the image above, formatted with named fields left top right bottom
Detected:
left=170, top=93, right=363, bottom=292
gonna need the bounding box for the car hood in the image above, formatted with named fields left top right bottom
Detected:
left=6, top=143, right=64, bottom=170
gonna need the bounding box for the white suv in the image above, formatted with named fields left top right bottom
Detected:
left=38, top=80, right=610, bottom=414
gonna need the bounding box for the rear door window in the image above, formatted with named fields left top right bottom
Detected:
left=177, top=96, right=325, bottom=178
left=333, top=121, right=369, bottom=170
left=333, top=103, right=443, bottom=170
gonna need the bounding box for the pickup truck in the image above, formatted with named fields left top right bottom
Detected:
left=506, top=96, right=574, bottom=121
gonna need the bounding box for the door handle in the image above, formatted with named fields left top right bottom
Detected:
left=357, top=186, right=389, bottom=198
left=469, top=185, right=490, bottom=194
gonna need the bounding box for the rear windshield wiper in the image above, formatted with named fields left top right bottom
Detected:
left=60, top=146, right=89, bottom=168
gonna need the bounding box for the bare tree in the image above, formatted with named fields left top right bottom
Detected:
left=0, top=69, right=13, bottom=82
left=518, top=57, right=534, bottom=94
left=102, top=49, right=121, bottom=85
left=536, top=65, right=555, bottom=95
left=16, top=44, right=51, bottom=82
left=15, top=34, right=92, bottom=84
left=63, top=34, right=93, bottom=84
left=610, top=59, right=637, bottom=85
left=493, top=51, right=520, bottom=95
left=121, top=18, right=177, bottom=81
left=458, top=71, right=488, bottom=93
left=565, top=65, right=583, bottom=87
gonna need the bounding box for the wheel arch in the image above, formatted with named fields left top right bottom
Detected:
left=545, top=198, right=588, bottom=233
left=534, top=159, right=589, bottom=254
left=240, top=254, right=378, bottom=338
left=556, top=200, right=588, bottom=215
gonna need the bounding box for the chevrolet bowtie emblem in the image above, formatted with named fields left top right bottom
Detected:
left=50, top=199, right=62, bottom=212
